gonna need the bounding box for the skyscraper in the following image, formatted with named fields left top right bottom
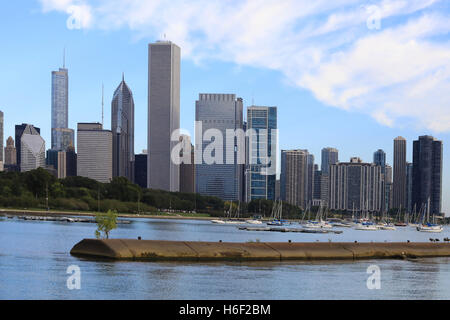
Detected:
left=112, top=75, right=135, bottom=182
left=179, top=135, right=195, bottom=193
left=148, top=41, right=180, bottom=191
left=280, top=149, right=308, bottom=209
left=51, top=67, right=73, bottom=151
left=19, top=124, right=46, bottom=172
left=306, top=154, right=315, bottom=204
left=0, top=111, right=3, bottom=165
left=246, top=106, right=277, bottom=202
left=134, top=152, right=148, bottom=189
left=195, top=94, right=244, bottom=201
left=77, top=123, right=112, bottom=183
left=373, top=149, right=386, bottom=173
left=4, top=136, right=16, bottom=166
left=406, top=162, right=413, bottom=213
left=321, top=147, right=339, bottom=175
left=15, top=124, right=40, bottom=171
left=320, top=147, right=338, bottom=206
left=393, top=136, right=407, bottom=209
left=412, top=135, right=443, bottom=215
left=329, top=158, right=383, bottom=212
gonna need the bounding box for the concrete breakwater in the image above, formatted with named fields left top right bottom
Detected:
left=70, top=239, right=450, bottom=262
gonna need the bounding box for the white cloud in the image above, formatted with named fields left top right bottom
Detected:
left=38, top=0, right=450, bottom=132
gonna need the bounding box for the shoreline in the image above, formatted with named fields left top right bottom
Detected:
left=0, top=208, right=252, bottom=222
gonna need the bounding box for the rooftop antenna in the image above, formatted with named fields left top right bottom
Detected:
left=122, top=72, right=124, bottom=82
left=63, top=46, right=66, bottom=68
left=101, top=83, right=104, bottom=127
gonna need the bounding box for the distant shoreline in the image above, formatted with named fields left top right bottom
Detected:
left=0, top=208, right=218, bottom=221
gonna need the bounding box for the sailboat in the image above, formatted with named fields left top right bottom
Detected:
left=376, top=211, right=396, bottom=230
left=211, top=201, right=244, bottom=224
left=417, top=199, right=443, bottom=233
left=303, top=203, right=332, bottom=229
left=267, top=200, right=285, bottom=226
left=354, top=201, right=378, bottom=231
left=394, top=205, right=407, bottom=227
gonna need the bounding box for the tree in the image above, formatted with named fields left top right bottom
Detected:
left=95, top=209, right=118, bottom=239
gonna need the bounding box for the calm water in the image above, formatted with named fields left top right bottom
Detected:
left=1, top=215, right=450, bottom=300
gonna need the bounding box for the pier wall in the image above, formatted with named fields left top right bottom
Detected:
left=70, top=239, right=450, bottom=261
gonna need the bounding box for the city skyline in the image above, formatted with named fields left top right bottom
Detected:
left=0, top=1, right=448, bottom=214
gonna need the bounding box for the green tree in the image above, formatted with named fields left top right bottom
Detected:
left=95, top=209, right=118, bottom=239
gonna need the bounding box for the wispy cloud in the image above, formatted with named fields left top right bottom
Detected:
left=38, top=0, right=450, bottom=132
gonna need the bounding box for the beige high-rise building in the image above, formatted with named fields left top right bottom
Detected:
left=77, top=123, right=112, bottom=183
left=4, top=136, right=16, bottom=165
left=148, top=41, right=180, bottom=191
left=280, top=149, right=309, bottom=209
left=393, top=136, right=407, bottom=209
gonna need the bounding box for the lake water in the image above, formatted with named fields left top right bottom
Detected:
left=1, top=215, right=450, bottom=300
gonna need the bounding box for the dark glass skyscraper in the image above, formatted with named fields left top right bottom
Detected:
left=112, top=75, right=135, bottom=182
left=412, top=135, right=443, bottom=215
left=373, top=149, right=386, bottom=173
left=393, top=136, right=407, bottom=209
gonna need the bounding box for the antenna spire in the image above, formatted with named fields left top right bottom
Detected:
left=122, top=72, right=124, bottom=82
left=63, top=47, right=66, bottom=68
left=101, top=83, right=104, bottom=127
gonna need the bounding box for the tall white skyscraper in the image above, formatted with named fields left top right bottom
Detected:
left=148, top=41, right=180, bottom=191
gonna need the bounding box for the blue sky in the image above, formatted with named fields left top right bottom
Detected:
left=0, top=0, right=449, bottom=214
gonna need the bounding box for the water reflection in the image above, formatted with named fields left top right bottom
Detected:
left=1, top=217, right=450, bottom=299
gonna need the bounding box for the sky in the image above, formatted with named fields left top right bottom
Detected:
left=0, top=0, right=449, bottom=214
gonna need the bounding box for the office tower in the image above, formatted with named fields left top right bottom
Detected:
left=19, top=124, right=46, bottom=172
left=246, top=106, right=277, bottom=202
left=306, top=154, right=315, bottom=204
left=112, top=75, right=135, bottom=182
left=412, top=135, right=443, bottom=215
left=320, top=147, right=338, bottom=206
left=280, top=149, right=308, bottom=209
left=385, top=164, right=393, bottom=210
left=321, top=147, right=339, bottom=175
left=406, top=162, right=413, bottom=213
left=47, top=146, right=76, bottom=178
left=313, top=164, right=321, bottom=200
left=4, top=136, right=16, bottom=165
left=0, top=111, right=3, bottom=165
left=148, top=41, right=180, bottom=191
left=51, top=67, right=72, bottom=150
left=15, top=124, right=40, bottom=171
left=77, top=123, right=112, bottom=183
left=373, top=149, right=386, bottom=173
left=393, top=136, right=407, bottom=209
left=179, top=135, right=195, bottom=193
left=52, top=128, right=74, bottom=151
left=195, top=94, right=244, bottom=201
left=329, top=158, right=383, bottom=212
left=134, top=152, right=148, bottom=189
